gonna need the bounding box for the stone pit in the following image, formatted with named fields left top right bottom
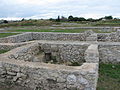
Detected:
left=0, top=30, right=119, bottom=90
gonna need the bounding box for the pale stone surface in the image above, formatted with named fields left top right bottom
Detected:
left=1, top=41, right=89, bottom=65
left=67, top=74, right=77, bottom=84
left=85, top=44, right=99, bottom=63
left=78, top=76, right=88, bottom=85
left=0, top=31, right=102, bottom=90
left=99, top=43, right=120, bottom=63
left=1, top=30, right=120, bottom=90
left=0, top=31, right=91, bottom=43
left=0, top=57, right=98, bottom=90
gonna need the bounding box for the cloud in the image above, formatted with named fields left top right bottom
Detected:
left=0, top=0, right=120, bottom=20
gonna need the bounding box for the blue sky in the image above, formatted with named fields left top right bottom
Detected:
left=0, top=0, right=120, bottom=20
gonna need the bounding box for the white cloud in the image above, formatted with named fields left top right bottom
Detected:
left=0, top=0, right=120, bottom=20
left=0, top=17, right=22, bottom=20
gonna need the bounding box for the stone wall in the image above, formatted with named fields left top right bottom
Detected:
left=0, top=31, right=94, bottom=43
left=7, top=43, right=40, bottom=62
left=0, top=33, right=33, bottom=43
left=40, top=41, right=89, bottom=64
left=85, top=44, right=99, bottom=63
left=0, top=41, right=35, bottom=51
left=4, top=41, right=89, bottom=65
left=32, top=31, right=94, bottom=41
left=99, top=42, right=120, bottom=63
left=1, top=30, right=120, bottom=43
left=86, top=33, right=97, bottom=41
left=97, top=30, right=120, bottom=42
left=97, top=33, right=111, bottom=42
left=0, top=58, right=98, bottom=90
left=0, top=30, right=101, bottom=90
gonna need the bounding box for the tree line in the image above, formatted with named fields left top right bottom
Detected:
left=50, top=15, right=118, bottom=22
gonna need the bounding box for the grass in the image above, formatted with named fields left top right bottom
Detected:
left=0, top=33, right=19, bottom=38
left=0, top=50, right=9, bottom=54
left=1, top=19, right=120, bottom=28
left=0, top=20, right=60, bottom=28
left=97, top=63, right=120, bottom=90
left=7, top=28, right=113, bottom=33
left=93, top=20, right=120, bottom=26
left=8, top=29, right=86, bottom=33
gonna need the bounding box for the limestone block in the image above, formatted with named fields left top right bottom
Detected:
left=7, top=71, right=17, bottom=76
left=67, top=74, right=77, bottom=85
left=85, top=44, right=99, bottom=63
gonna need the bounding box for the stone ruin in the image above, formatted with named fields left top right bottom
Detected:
left=0, top=30, right=120, bottom=90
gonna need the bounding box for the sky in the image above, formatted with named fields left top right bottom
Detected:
left=0, top=0, right=120, bottom=20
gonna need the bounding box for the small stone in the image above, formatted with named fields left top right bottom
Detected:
left=67, top=85, right=77, bottom=90
left=1, top=75, right=6, bottom=78
left=79, top=77, right=88, bottom=85
left=13, top=67, right=20, bottom=72
left=0, top=62, right=3, bottom=68
left=0, top=78, right=5, bottom=82
left=16, top=73, right=27, bottom=79
left=57, top=77, right=66, bottom=83
left=14, top=54, right=19, bottom=59
left=7, top=76, right=13, bottom=79
left=67, top=74, right=76, bottom=85
left=8, top=54, right=15, bottom=59
left=80, top=71, right=87, bottom=75
left=13, top=76, right=18, bottom=82
left=7, top=71, right=17, bottom=76
left=112, top=65, right=115, bottom=68
left=17, top=80, right=22, bottom=84
left=0, top=70, right=6, bottom=75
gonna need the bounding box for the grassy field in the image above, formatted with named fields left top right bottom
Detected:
left=0, top=33, right=19, bottom=38
left=7, top=28, right=113, bottom=33
left=93, top=20, right=120, bottom=26
left=8, top=29, right=87, bottom=33
left=1, top=19, right=120, bottom=28
left=0, top=20, right=60, bottom=28
left=0, top=50, right=9, bottom=54
left=97, top=63, right=120, bottom=90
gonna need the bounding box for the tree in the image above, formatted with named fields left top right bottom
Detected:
left=73, top=17, right=79, bottom=21
left=21, top=18, right=25, bottom=21
left=68, top=16, right=86, bottom=21
left=61, top=16, right=68, bottom=22
left=104, top=16, right=113, bottom=20
left=3, top=20, right=8, bottom=23
left=68, top=15, right=74, bottom=21
left=87, top=18, right=94, bottom=22
left=56, top=16, right=60, bottom=22
left=114, top=18, right=119, bottom=20
left=49, top=18, right=54, bottom=21
left=78, top=17, right=86, bottom=21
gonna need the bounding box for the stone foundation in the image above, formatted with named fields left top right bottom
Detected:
left=3, top=30, right=120, bottom=90
left=2, top=41, right=89, bottom=66
left=1, top=30, right=120, bottom=43
left=99, top=42, right=120, bottom=63
left=0, top=32, right=99, bottom=90
left=0, top=58, right=98, bottom=90
left=0, top=31, right=93, bottom=43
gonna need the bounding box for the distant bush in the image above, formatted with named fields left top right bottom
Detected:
left=0, top=20, right=60, bottom=28
left=104, top=16, right=113, bottom=20
left=3, top=20, right=8, bottom=23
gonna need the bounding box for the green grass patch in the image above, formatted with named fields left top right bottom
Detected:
left=8, top=29, right=113, bottom=33
left=93, top=20, right=120, bottom=26
left=0, top=50, right=9, bottom=54
left=97, top=63, right=120, bottom=90
left=0, top=33, right=19, bottom=38
left=8, top=29, right=87, bottom=33
left=0, top=20, right=60, bottom=28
